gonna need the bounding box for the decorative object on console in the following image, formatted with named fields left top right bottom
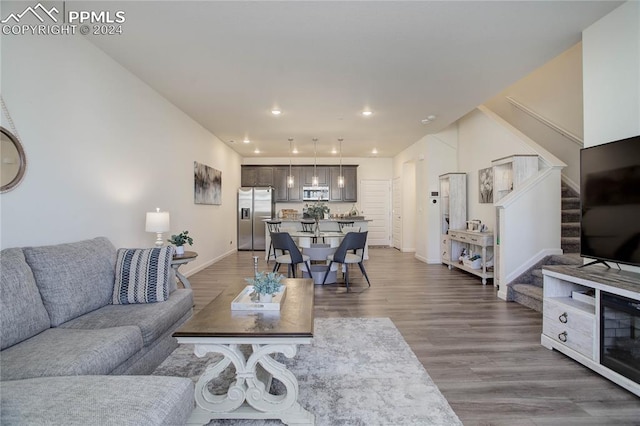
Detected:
left=194, top=161, right=221, bottom=205
left=145, top=208, right=170, bottom=247
left=113, top=246, right=174, bottom=304
left=167, top=230, right=193, bottom=255
left=478, top=167, right=493, bottom=203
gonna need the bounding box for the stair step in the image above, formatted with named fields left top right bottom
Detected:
left=510, top=283, right=543, bottom=312
left=561, top=184, right=579, bottom=198
left=561, top=197, right=580, bottom=210
left=562, top=222, right=580, bottom=237
left=562, top=209, right=580, bottom=222
left=561, top=237, right=580, bottom=254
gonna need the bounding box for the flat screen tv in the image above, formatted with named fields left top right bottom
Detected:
left=580, top=135, right=640, bottom=267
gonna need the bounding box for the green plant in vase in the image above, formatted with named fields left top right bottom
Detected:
left=167, top=231, right=194, bottom=255
left=245, top=271, right=284, bottom=302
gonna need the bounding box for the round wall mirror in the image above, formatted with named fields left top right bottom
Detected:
left=1, top=126, right=27, bottom=193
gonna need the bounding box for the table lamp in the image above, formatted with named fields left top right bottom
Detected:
left=145, top=208, right=170, bottom=247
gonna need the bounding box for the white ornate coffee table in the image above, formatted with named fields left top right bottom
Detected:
left=174, top=278, right=315, bottom=425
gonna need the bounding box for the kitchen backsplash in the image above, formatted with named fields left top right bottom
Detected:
left=275, top=202, right=359, bottom=218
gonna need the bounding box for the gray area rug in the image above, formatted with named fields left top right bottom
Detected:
left=154, top=317, right=462, bottom=425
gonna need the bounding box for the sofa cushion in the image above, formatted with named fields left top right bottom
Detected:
left=0, top=327, right=143, bottom=381
left=0, top=248, right=51, bottom=350
left=0, top=375, right=194, bottom=426
left=61, top=288, right=193, bottom=346
left=113, top=246, right=173, bottom=304
left=23, top=237, right=117, bottom=326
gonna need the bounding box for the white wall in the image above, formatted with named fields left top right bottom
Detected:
left=457, top=109, right=538, bottom=232
left=393, top=124, right=457, bottom=262
left=484, top=42, right=584, bottom=189
left=583, top=1, right=640, bottom=146
left=0, top=33, right=242, bottom=275
left=583, top=0, right=640, bottom=274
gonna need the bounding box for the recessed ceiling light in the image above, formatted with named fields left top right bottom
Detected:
left=271, top=109, right=281, bottom=115
left=331, top=148, right=337, bottom=154
left=292, top=147, right=298, bottom=154
left=372, top=148, right=378, bottom=155
left=362, top=110, right=373, bottom=117
left=254, top=148, right=260, bottom=154
left=421, top=115, right=437, bottom=125
left=243, top=138, right=250, bottom=144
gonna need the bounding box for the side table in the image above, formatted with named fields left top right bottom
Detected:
left=171, top=251, right=198, bottom=289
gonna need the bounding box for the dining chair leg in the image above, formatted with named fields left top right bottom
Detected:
left=322, top=261, right=333, bottom=284
left=267, top=241, right=274, bottom=264
left=358, top=262, right=371, bottom=287
left=344, top=264, right=350, bottom=291
left=292, top=263, right=297, bottom=278
left=273, top=263, right=280, bottom=273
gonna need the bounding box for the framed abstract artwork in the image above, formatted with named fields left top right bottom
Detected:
left=194, top=161, right=221, bottom=205
left=478, top=167, right=493, bottom=204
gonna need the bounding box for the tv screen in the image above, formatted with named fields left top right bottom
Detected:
left=580, top=135, right=640, bottom=267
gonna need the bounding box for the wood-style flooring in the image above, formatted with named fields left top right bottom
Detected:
left=187, top=247, right=640, bottom=425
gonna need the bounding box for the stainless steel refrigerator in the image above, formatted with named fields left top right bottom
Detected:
left=237, top=187, right=276, bottom=251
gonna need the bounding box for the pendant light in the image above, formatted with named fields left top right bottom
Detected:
left=338, top=138, right=345, bottom=188
left=287, top=138, right=295, bottom=188
left=312, top=138, right=319, bottom=187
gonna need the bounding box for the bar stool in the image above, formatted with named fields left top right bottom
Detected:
left=300, top=220, right=317, bottom=243
left=266, top=220, right=281, bottom=263
left=337, top=220, right=355, bottom=232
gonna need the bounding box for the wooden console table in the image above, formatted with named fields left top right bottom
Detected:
left=174, top=278, right=315, bottom=425
left=445, top=229, right=494, bottom=285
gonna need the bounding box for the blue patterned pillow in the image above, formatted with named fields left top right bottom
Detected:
left=113, top=247, right=174, bottom=304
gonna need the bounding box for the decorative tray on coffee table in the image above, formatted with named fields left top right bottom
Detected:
left=231, top=286, right=286, bottom=311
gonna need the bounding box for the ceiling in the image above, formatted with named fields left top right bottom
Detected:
left=84, top=1, right=620, bottom=158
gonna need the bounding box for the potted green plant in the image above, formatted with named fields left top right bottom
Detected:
left=167, top=231, right=194, bottom=255
left=307, top=202, right=329, bottom=221
left=245, top=271, right=284, bottom=303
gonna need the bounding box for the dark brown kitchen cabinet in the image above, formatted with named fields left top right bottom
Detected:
left=273, top=167, right=303, bottom=202
left=329, top=166, right=358, bottom=201
left=303, top=166, right=328, bottom=185
left=241, top=166, right=274, bottom=187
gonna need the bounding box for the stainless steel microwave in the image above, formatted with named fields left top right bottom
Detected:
left=302, top=186, right=329, bottom=201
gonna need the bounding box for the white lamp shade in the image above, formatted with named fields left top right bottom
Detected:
left=145, top=211, right=170, bottom=233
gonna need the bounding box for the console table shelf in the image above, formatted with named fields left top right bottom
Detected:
left=444, top=229, right=494, bottom=285
left=541, top=265, right=640, bottom=397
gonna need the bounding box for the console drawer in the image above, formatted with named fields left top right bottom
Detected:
left=543, top=319, right=594, bottom=359
left=544, top=299, right=594, bottom=336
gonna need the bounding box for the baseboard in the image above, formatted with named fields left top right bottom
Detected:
left=401, top=247, right=416, bottom=253
left=183, top=248, right=237, bottom=277
left=503, top=248, right=563, bottom=285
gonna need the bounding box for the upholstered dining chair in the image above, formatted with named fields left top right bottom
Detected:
left=322, top=231, right=370, bottom=291
left=270, top=232, right=312, bottom=278
left=265, top=220, right=281, bottom=263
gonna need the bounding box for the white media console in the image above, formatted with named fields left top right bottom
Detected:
left=541, top=265, right=640, bottom=397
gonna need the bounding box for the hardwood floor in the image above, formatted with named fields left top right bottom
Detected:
left=187, top=247, right=640, bottom=425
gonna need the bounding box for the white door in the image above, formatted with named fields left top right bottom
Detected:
left=392, top=177, right=402, bottom=249
left=359, top=179, right=391, bottom=246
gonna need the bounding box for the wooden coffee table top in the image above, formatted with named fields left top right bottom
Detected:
left=174, top=278, right=314, bottom=338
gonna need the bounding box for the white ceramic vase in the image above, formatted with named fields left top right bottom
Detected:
left=175, top=245, right=185, bottom=255
left=259, top=293, right=273, bottom=303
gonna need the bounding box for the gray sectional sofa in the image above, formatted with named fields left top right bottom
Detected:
left=0, top=237, right=195, bottom=425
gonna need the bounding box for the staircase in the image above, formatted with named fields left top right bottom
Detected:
left=508, top=182, right=581, bottom=311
